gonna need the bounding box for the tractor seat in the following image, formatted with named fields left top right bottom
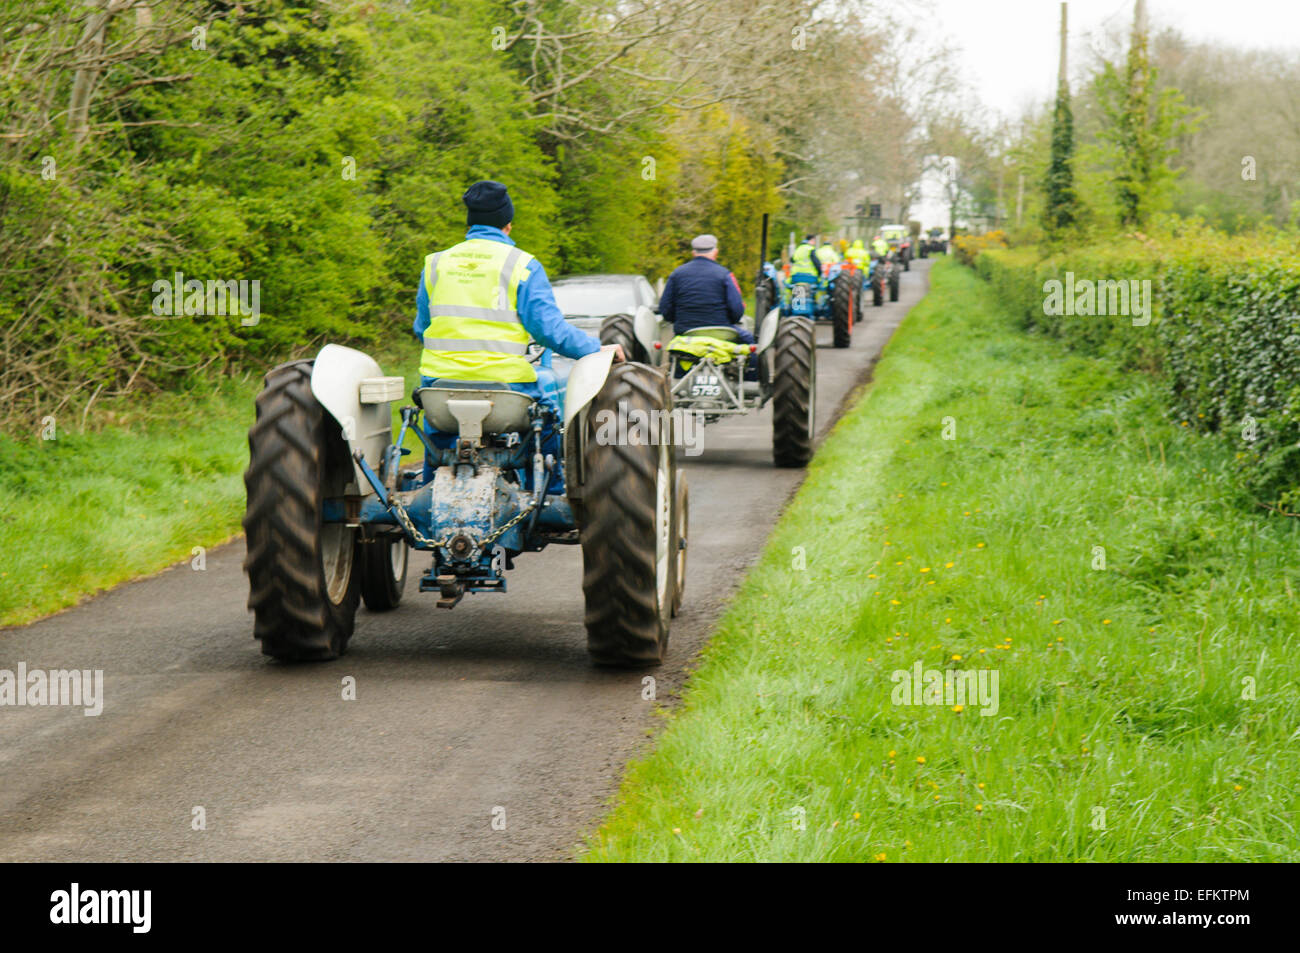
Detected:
left=679, top=325, right=741, bottom=343
left=414, top=381, right=534, bottom=435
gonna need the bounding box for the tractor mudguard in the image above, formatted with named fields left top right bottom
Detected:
left=562, top=348, right=616, bottom=435
left=310, top=344, right=397, bottom=495
left=633, top=305, right=661, bottom=357
left=561, top=348, right=616, bottom=505
left=756, top=306, right=781, bottom=354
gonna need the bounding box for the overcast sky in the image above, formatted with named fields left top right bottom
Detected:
left=909, top=0, right=1300, bottom=121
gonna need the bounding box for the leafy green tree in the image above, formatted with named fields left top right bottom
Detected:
left=1043, top=76, right=1078, bottom=234
left=1094, top=9, right=1199, bottom=228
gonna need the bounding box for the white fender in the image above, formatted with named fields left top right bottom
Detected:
left=310, top=344, right=395, bottom=494
left=756, top=306, right=781, bottom=353
left=634, top=305, right=660, bottom=356
left=562, top=348, right=615, bottom=431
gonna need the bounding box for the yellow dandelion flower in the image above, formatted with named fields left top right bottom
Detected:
left=853, top=812, right=861, bottom=820
left=890, top=599, right=901, bottom=605
left=888, top=750, right=896, bottom=758
left=944, top=562, right=954, bottom=568
left=952, top=704, right=963, bottom=713
left=916, top=756, right=926, bottom=764
left=920, top=567, right=930, bottom=573
left=977, top=783, right=985, bottom=789
left=1234, top=784, right=1243, bottom=791
left=975, top=804, right=983, bottom=812
left=1103, top=619, right=1111, bottom=625
left=951, top=654, right=962, bottom=661
left=875, top=852, right=886, bottom=861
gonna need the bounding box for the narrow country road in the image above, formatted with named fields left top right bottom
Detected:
left=0, top=261, right=931, bottom=862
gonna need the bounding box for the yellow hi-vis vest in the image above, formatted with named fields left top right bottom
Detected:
left=846, top=242, right=868, bottom=266
left=819, top=243, right=841, bottom=264
left=790, top=242, right=819, bottom=277
left=420, top=238, right=536, bottom=383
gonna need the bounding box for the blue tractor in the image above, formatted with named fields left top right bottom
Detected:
left=242, top=345, right=685, bottom=666
left=760, top=253, right=855, bottom=349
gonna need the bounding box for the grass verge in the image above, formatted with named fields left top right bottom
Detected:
left=582, top=257, right=1300, bottom=862
left=0, top=340, right=421, bottom=627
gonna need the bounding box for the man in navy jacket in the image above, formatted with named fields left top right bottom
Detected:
left=658, top=234, right=754, bottom=344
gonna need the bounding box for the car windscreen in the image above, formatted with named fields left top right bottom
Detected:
left=551, top=281, right=639, bottom=317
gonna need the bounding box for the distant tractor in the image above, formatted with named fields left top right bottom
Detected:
left=771, top=254, right=854, bottom=349
left=598, top=284, right=817, bottom=469
left=880, top=224, right=912, bottom=271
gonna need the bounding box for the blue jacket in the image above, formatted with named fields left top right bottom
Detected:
left=658, top=255, right=745, bottom=333
left=413, top=225, right=600, bottom=360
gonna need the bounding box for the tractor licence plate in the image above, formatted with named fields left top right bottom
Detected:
left=691, top=372, right=722, bottom=398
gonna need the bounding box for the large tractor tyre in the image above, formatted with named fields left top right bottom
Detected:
left=919, top=244, right=929, bottom=259
left=903, top=251, right=911, bottom=272
left=671, top=474, right=688, bottom=617
left=830, top=273, right=853, bottom=349
left=359, top=537, right=408, bottom=611
left=872, top=276, right=884, bottom=307
left=578, top=363, right=676, bottom=666
left=243, top=360, right=360, bottom=661
left=755, top=274, right=779, bottom=319
left=889, top=271, right=900, bottom=302
left=772, top=316, right=816, bottom=468
left=599, top=313, right=649, bottom=364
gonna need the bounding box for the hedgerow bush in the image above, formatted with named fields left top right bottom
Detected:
left=970, top=225, right=1300, bottom=511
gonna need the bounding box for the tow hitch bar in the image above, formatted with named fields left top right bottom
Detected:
left=435, top=575, right=464, bottom=609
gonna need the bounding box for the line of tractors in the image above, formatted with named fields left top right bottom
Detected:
left=753, top=223, right=937, bottom=351
left=240, top=219, right=934, bottom=668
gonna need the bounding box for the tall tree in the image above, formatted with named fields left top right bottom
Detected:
left=1043, top=2, right=1077, bottom=234
left=1094, top=0, right=1198, bottom=227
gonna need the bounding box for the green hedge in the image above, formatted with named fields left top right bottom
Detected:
left=974, top=228, right=1300, bottom=511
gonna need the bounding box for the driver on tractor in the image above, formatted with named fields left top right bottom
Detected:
left=658, top=233, right=753, bottom=345
left=789, top=234, right=823, bottom=281
left=659, top=232, right=757, bottom=380
left=412, top=179, right=625, bottom=484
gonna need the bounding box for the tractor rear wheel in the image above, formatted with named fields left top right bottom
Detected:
left=873, top=276, right=884, bottom=307
left=755, top=274, right=779, bottom=320
left=359, top=537, right=407, bottom=611
left=577, top=363, right=676, bottom=665
left=600, top=313, right=648, bottom=364
left=243, top=360, right=360, bottom=661
left=830, top=273, right=853, bottom=348
left=772, top=316, right=815, bottom=467
left=889, top=270, right=900, bottom=302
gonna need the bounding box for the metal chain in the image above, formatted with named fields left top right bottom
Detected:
left=385, top=489, right=539, bottom=551
left=479, top=501, right=538, bottom=548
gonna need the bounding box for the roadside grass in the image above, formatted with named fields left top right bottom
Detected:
left=583, top=257, right=1300, bottom=862
left=0, top=340, right=422, bottom=627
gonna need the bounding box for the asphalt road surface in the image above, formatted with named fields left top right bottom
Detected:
left=0, top=259, right=932, bottom=862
